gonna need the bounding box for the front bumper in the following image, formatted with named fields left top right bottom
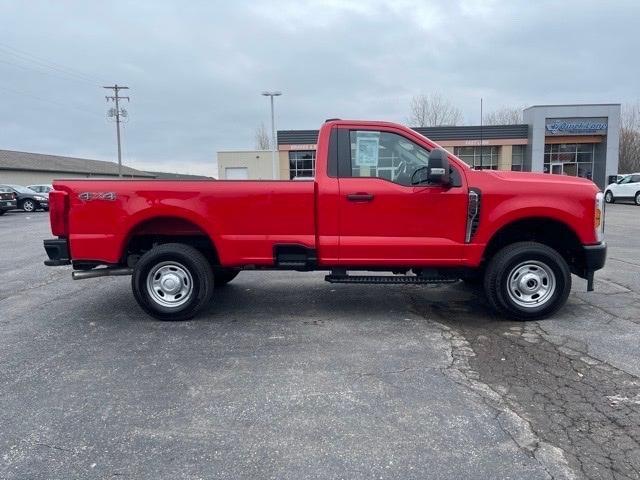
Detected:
left=583, top=242, right=607, bottom=272
left=44, top=238, right=71, bottom=266
left=582, top=242, right=607, bottom=291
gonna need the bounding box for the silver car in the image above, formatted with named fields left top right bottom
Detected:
left=27, top=184, right=54, bottom=197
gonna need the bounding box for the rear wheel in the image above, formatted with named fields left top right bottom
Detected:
left=21, top=199, right=35, bottom=212
left=635, top=192, right=640, bottom=206
left=604, top=190, right=614, bottom=203
left=132, top=243, right=214, bottom=321
left=214, top=269, right=240, bottom=287
left=0, top=210, right=6, bottom=216
left=484, top=242, right=571, bottom=320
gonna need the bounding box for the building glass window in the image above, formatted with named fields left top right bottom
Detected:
left=453, top=146, right=499, bottom=170
left=289, top=151, right=316, bottom=179
left=543, top=143, right=594, bottom=180
left=511, top=145, right=525, bottom=171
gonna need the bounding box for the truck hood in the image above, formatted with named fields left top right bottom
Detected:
left=482, top=170, right=597, bottom=187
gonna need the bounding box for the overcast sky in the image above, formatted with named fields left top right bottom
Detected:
left=1, top=0, right=638, bottom=176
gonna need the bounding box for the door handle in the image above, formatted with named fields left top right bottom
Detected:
left=347, top=193, right=374, bottom=202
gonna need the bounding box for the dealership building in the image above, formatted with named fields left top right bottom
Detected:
left=217, top=103, right=621, bottom=189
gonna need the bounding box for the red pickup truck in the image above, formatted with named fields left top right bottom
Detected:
left=43, top=120, right=606, bottom=321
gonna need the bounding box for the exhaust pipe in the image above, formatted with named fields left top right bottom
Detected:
left=72, top=267, right=133, bottom=280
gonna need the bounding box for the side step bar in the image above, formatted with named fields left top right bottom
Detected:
left=324, top=273, right=458, bottom=285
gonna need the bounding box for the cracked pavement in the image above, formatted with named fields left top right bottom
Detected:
left=0, top=204, right=639, bottom=479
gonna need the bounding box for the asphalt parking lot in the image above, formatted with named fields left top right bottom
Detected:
left=1, top=205, right=639, bottom=480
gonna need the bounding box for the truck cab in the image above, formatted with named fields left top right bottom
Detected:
left=43, top=119, right=607, bottom=321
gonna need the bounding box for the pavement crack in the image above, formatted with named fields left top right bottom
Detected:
left=409, top=292, right=640, bottom=480
left=31, top=442, right=75, bottom=454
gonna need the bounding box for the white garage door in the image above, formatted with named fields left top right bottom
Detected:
left=225, top=167, right=249, bottom=180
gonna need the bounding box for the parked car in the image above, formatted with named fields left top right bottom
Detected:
left=604, top=173, right=640, bottom=205
left=0, top=186, right=17, bottom=215
left=43, top=119, right=606, bottom=322
left=27, top=184, right=54, bottom=197
left=0, top=184, right=49, bottom=212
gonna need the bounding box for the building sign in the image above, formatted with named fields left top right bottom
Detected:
left=279, top=144, right=317, bottom=151
left=545, top=117, right=608, bottom=136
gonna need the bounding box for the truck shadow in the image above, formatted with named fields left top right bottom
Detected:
left=205, top=274, right=505, bottom=328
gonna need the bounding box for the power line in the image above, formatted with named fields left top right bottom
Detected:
left=0, top=57, right=99, bottom=86
left=0, top=42, right=106, bottom=85
left=0, top=84, right=103, bottom=118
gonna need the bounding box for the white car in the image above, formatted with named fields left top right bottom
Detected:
left=604, top=173, right=640, bottom=205
left=27, top=184, right=54, bottom=197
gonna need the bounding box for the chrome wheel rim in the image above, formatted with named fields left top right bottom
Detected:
left=146, top=261, right=194, bottom=308
left=605, top=192, right=613, bottom=203
left=23, top=200, right=34, bottom=212
left=507, top=261, right=556, bottom=308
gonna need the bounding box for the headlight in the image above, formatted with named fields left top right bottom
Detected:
left=594, top=192, right=604, bottom=242
left=34, top=196, right=46, bottom=201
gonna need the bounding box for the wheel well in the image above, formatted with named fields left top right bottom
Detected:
left=483, top=218, right=585, bottom=274
left=123, top=216, right=219, bottom=266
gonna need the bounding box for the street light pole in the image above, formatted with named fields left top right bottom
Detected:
left=262, top=91, right=282, bottom=179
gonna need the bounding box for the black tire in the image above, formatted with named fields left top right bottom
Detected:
left=604, top=191, right=614, bottom=204
left=214, top=268, right=240, bottom=287
left=132, top=243, right=214, bottom=321
left=635, top=192, right=640, bottom=206
left=483, top=241, right=571, bottom=321
left=0, top=210, right=6, bottom=216
left=21, top=199, right=35, bottom=212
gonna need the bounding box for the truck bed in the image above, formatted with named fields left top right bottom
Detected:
left=53, top=179, right=316, bottom=265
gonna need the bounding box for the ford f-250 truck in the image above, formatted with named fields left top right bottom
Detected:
left=43, top=120, right=606, bottom=321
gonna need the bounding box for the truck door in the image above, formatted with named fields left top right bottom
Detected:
left=336, top=126, right=469, bottom=267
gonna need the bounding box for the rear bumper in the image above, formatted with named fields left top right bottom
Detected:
left=0, top=200, right=17, bottom=210
left=44, top=238, right=71, bottom=266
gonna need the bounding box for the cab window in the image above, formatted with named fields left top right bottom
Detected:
left=349, top=131, right=429, bottom=186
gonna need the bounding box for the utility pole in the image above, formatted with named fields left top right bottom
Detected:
left=261, top=91, right=282, bottom=179
left=103, top=84, right=130, bottom=178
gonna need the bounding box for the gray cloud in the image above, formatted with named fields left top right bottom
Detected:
left=1, top=0, right=638, bottom=176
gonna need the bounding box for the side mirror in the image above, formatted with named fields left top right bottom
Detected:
left=427, top=148, right=450, bottom=185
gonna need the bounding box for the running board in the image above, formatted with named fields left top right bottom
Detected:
left=324, top=274, right=458, bottom=285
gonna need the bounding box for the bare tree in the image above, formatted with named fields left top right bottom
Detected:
left=483, top=106, right=524, bottom=125
left=408, top=93, right=463, bottom=127
left=255, top=122, right=271, bottom=150
left=619, top=102, right=640, bottom=174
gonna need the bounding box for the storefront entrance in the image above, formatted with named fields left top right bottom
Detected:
left=550, top=163, right=563, bottom=175
left=543, top=142, right=597, bottom=180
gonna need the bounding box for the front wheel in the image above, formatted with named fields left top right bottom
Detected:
left=132, top=243, right=214, bottom=321
left=635, top=192, right=640, bottom=206
left=484, top=242, right=571, bottom=320
left=604, top=190, right=614, bottom=203
left=0, top=210, right=6, bottom=216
